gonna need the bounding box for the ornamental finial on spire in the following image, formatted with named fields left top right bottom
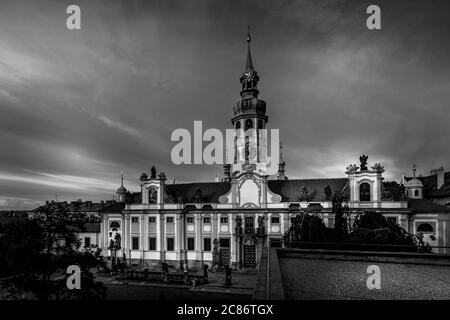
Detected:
left=247, top=25, right=251, bottom=43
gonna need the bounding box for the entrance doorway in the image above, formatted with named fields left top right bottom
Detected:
left=219, top=238, right=230, bottom=268
left=243, top=245, right=256, bottom=268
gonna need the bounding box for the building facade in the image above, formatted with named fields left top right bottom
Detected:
left=95, top=33, right=450, bottom=269
left=31, top=33, right=450, bottom=270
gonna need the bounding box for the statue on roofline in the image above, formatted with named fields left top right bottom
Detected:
left=360, top=155, right=368, bottom=171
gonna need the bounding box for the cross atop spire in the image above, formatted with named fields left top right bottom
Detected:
left=413, top=163, right=416, bottom=179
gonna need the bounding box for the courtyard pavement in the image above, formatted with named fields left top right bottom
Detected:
left=279, top=257, right=450, bottom=300
left=97, top=269, right=257, bottom=300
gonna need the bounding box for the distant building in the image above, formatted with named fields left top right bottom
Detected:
left=402, top=166, right=450, bottom=207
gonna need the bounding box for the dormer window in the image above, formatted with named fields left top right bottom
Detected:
left=149, top=187, right=157, bottom=204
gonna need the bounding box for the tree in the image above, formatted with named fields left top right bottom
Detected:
left=282, top=212, right=329, bottom=247
left=349, top=211, right=417, bottom=250
left=332, top=191, right=350, bottom=240
left=0, top=204, right=106, bottom=300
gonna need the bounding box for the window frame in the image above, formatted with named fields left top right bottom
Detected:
left=187, top=237, right=195, bottom=251
left=203, top=238, right=212, bottom=252
left=166, top=216, right=174, bottom=223
left=148, top=237, right=157, bottom=251
left=203, top=217, right=211, bottom=224
left=132, top=236, right=139, bottom=250
left=167, top=237, right=175, bottom=251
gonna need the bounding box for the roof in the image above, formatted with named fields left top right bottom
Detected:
left=98, top=202, right=125, bottom=213
left=33, top=201, right=118, bottom=213
left=408, top=199, right=450, bottom=213
left=267, top=178, right=349, bottom=202
left=165, top=182, right=231, bottom=203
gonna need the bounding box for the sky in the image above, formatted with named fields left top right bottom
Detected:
left=1, top=0, right=450, bottom=209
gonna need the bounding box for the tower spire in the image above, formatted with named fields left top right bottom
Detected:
left=412, top=163, right=416, bottom=179
left=245, top=26, right=254, bottom=72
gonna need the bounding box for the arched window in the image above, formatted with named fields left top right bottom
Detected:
left=245, top=119, right=253, bottom=131
left=110, top=221, right=120, bottom=231
left=235, top=121, right=241, bottom=130
left=417, top=223, right=433, bottom=233
left=149, top=187, right=157, bottom=204
left=414, top=190, right=419, bottom=197
left=359, top=183, right=371, bottom=201
left=258, top=120, right=263, bottom=130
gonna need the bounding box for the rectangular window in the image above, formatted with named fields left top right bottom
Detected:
left=220, top=217, right=228, bottom=224
left=131, top=217, right=139, bottom=223
left=271, top=217, right=280, bottom=224
left=166, top=217, right=174, bottom=223
left=187, top=237, right=195, bottom=251
left=203, top=238, right=211, bottom=252
left=219, top=238, right=230, bottom=248
left=132, top=237, right=139, bottom=250
left=187, top=217, right=194, bottom=224
left=149, top=217, right=156, bottom=223
left=149, top=237, right=156, bottom=251
left=84, top=237, right=91, bottom=247
left=167, top=238, right=174, bottom=251
left=245, top=217, right=254, bottom=230
left=203, top=217, right=211, bottom=224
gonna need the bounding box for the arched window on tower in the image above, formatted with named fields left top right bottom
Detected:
left=149, top=187, right=158, bottom=204
left=235, top=121, right=241, bottom=130
left=258, top=120, right=263, bottom=130
left=359, top=183, right=371, bottom=201
left=245, top=119, right=253, bottom=131
left=414, top=190, right=419, bottom=197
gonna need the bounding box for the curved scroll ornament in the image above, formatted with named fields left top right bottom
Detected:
left=271, top=194, right=282, bottom=203
left=218, top=195, right=229, bottom=204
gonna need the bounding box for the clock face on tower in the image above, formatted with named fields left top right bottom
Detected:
left=245, top=71, right=254, bottom=81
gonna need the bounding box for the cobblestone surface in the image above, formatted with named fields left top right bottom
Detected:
left=279, top=257, right=450, bottom=300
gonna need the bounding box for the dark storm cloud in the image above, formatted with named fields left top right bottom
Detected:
left=1, top=0, right=449, bottom=209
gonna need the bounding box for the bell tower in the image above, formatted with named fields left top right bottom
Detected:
left=231, top=28, right=268, bottom=173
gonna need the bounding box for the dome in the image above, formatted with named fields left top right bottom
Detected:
left=404, top=178, right=423, bottom=188
left=116, top=185, right=128, bottom=193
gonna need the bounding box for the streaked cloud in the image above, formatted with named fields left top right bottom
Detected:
left=0, top=0, right=449, bottom=209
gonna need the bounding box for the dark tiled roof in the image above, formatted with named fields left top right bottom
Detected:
left=165, top=182, right=231, bottom=203
left=33, top=201, right=117, bottom=213
left=408, top=199, right=450, bottom=213
left=382, top=181, right=406, bottom=201
left=127, top=192, right=141, bottom=204
left=429, top=181, right=450, bottom=198
left=267, top=178, right=349, bottom=202
left=98, top=202, right=125, bottom=213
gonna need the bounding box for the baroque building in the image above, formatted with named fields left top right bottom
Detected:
left=34, top=32, right=450, bottom=269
